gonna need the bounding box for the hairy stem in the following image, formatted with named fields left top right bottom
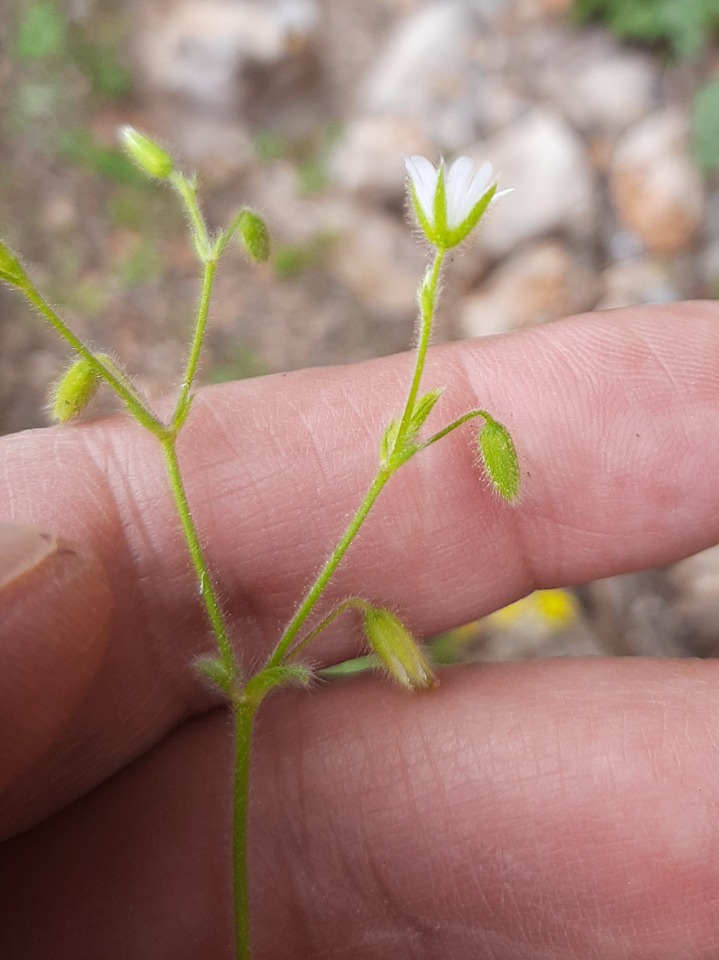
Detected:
left=161, top=434, right=236, bottom=675
left=233, top=699, right=257, bottom=960
left=23, top=286, right=166, bottom=437
left=266, top=468, right=392, bottom=670
left=173, top=256, right=218, bottom=429
left=395, top=248, right=444, bottom=448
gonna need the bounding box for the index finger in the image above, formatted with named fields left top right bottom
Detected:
left=2, top=301, right=719, bottom=834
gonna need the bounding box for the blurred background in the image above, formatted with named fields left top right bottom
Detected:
left=2, top=0, right=719, bottom=661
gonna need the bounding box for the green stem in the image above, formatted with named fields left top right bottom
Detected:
left=160, top=434, right=236, bottom=674
left=23, top=285, right=166, bottom=438
left=421, top=408, right=490, bottom=449
left=233, top=699, right=257, bottom=960
left=266, top=246, right=446, bottom=673
left=287, top=597, right=371, bottom=661
left=266, top=468, right=392, bottom=669
left=395, top=248, right=444, bottom=448
left=172, top=256, right=218, bottom=429
left=170, top=172, right=212, bottom=261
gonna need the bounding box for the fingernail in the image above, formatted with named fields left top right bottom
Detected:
left=0, top=522, right=58, bottom=590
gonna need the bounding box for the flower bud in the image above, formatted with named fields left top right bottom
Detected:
left=236, top=210, right=270, bottom=263
left=362, top=606, right=436, bottom=691
left=119, top=126, right=174, bottom=180
left=0, top=240, right=29, bottom=288
left=49, top=356, right=101, bottom=423
left=479, top=417, right=520, bottom=503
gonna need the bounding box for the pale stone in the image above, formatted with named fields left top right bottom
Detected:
left=609, top=109, right=705, bottom=254
left=136, top=0, right=318, bottom=107
left=470, top=108, right=596, bottom=257
left=361, top=1, right=480, bottom=149
left=330, top=209, right=425, bottom=315
left=329, top=116, right=434, bottom=204
left=459, top=240, right=600, bottom=338
left=596, top=258, right=678, bottom=310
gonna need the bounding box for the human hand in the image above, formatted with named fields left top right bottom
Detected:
left=1, top=302, right=719, bottom=958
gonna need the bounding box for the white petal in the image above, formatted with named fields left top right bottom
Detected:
left=445, top=156, right=475, bottom=228
left=467, top=161, right=493, bottom=206
left=405, top=155, right=439, bottom=223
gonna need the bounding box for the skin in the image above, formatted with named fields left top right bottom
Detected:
left=1, top=302, right=719, bottom=958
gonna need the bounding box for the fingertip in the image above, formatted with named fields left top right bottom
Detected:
left=0, top=522, right=112, bottom=802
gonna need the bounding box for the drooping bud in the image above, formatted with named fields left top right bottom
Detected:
left=236, top=210, right=270, bottom=263
left=0, top=239, right=29, bottom=288
left=49, top=356, right=102, bottom=423
left=362, top=606, right=436, bottom=691
left=479, top=416, right=520, bottom=503
left=119, top=126, right=174, bottom=180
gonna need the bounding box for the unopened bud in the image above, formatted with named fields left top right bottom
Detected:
left=119, top=126, right=174, bottom=180
left=0, top=240, right=29, bottom=288
left=479, top=417, right=520, bottom=503
left=236, top=210, right=270, bottom=263
left=49, top=356, right=102, bottom=423
left=362, top=606, right=436, bottom=691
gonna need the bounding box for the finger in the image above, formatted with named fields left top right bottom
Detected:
left=0, top=522, right=110, bottom=800
left=1, top=658, right=718, bottom=959
left=3, top=302, right=719, bottom=835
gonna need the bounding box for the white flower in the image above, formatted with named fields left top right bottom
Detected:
left=405, top=154, right=511, bottom=249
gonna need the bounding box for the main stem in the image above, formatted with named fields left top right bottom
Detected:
left=161, top=434, right=235, bottom=673
left=266, top=468, right=392, bottom=669
left=233, top=699, right=257, bottom=960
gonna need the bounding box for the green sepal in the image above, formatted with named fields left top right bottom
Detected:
left=479, top=415, right=520, bottom=503
left=119, top=126, right=174, bottom=179
left=243, top=664, right=313, bottom=708
left=0, top=240, right=29, bottom=288
left=432, top=162, right=448, bottom=242
left=196, top=655, right=234, bottom=692
left=362, top=606, right=437, bottom=691
left=408, top=179, right=435, bottom=246
left=445, top=182, right=497, bottom=249
left=236, top=210, right=270, bottom=263
left=49, top=355, right=103, bottom=423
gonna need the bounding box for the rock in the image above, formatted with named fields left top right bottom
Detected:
left=329, top=116, right=433, bottom=205
left=609, top=109, right=705, bottom=254
left=135, top=0, right=319, bottom=109
left=595, top=257, right=679, bottom=310
left=458, top=240, right=600, bottom=337
left=470, top=107, right=596, bottom=257
left=360, top=2, right=482, bottom=150
left=329, top=208, right=425, bottom=315
left=540, top=32, right=659, bottom=138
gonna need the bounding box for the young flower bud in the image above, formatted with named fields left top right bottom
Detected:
left=362, top=606, right=436, bottom=691
left=479, top=416, right=520, bottom=503
left=119, top=126, right=174, bottom=180
left=0, top=239, right=29, bottom=288
left=236, top=210, right=270, bottom=263
left=49, top=356, right=102, bottom=423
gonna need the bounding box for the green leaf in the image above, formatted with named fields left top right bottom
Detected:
left=380, top=418, right=401, bottom=463
left=196, top=655, right=234, bottom=691
left=409, top=387, right=444, bottom=434
left=243, top=665, right=313, bottom=707
left=479, top=417, right=520, bottom=503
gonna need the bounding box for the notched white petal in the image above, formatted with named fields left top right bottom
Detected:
left=405, top=155, right=439, bottom=222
